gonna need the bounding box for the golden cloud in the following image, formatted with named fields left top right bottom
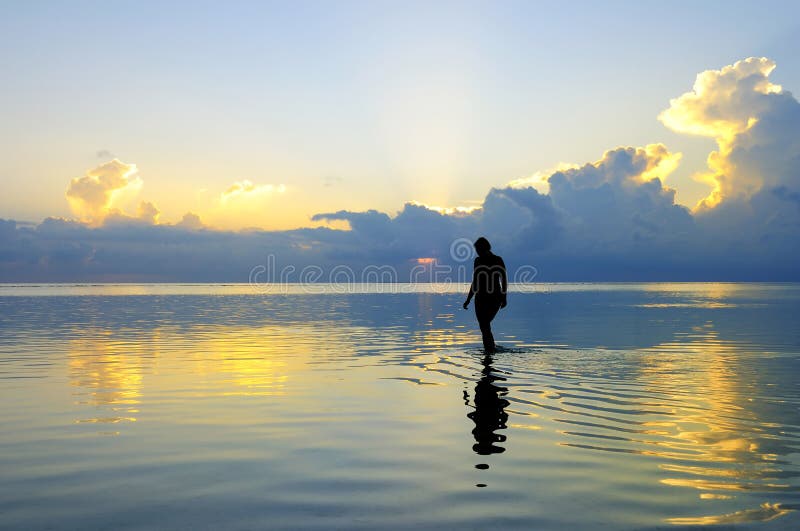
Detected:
left=407, top=200, right=481, bottom=215
left=659, top=57, right=784, bottom=209
left=220, top=180, right=286, bottom=204
left=137, top=201, right=160, bottom=224
left=66, top=159, right=142, bottom=223
left=508, top=162, right=580, bottom=194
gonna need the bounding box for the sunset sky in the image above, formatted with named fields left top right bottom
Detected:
left=1, top=1, right=799, bottom=281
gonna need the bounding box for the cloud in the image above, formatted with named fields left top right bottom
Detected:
left=406, top=201, right=481, bottom=215
left=310, top=204, right=473, bottom=265
left=137, top=201, right=160, bottom=224
left=545, top=144, right=690, bottom=241
left=659, top=58, right=782, bottom=139
left=659, top=57, right=798, bottom=208
left=200, top=180, right=290, bottom=230
left=99, top=200, right=164, bottom=227
left=656, top=57, right=800, bottom=268
left=220, top=180, right=286, bottom=204
left=3, top=57, right=799, bottom=282
left=176, top=212, right=205, bottom=230
left=0, top=216, right=342, bottom=282
left=312, top=209, right=393, bottom=240
left=65, top=159, right=142, bottom=223
left=508, top=162, right=579, bottom=194
left=308, top=144, right=690, bottom=275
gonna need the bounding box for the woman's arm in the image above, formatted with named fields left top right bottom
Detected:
left=500, top=257, right=508, bottom=307
left=463, top=258, right=478, bottom=309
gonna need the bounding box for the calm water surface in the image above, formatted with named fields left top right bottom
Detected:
left=0, top=283, right=799, bottom=530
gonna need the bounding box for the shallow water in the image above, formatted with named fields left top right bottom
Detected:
left=0, top=283, right=798, bottom=530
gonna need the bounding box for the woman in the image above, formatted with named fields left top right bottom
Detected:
left=463, top=237, right=507, bottom=353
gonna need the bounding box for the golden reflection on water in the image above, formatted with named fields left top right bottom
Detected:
left=411, top=293, right=475, bottom=351
left=635, top=323, right=794, bottom=523
left=67, top=324, right=328, bottom=427
left=641, top=282, right=743, bottom=299
left=184, top=327, right=295, bottom=397
left=666, top=502, right=794, bottom=525
left=69, top=331, right=145, bottom=424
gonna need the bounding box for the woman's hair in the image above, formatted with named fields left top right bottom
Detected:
left=474, top=237, right=491, bottom=253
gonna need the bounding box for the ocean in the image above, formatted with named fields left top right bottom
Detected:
left=0, top=283, right=798, bottom=530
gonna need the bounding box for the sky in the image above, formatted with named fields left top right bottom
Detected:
left=1, top=1, right=799, bottom=281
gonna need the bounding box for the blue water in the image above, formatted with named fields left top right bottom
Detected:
left=0, top=283, right=798, bottom=529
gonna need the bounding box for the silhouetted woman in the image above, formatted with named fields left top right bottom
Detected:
left=463, top=237, right=507, bottom=353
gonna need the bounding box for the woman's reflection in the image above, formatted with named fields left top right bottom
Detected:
left=466, top=353, right=509, bottom=456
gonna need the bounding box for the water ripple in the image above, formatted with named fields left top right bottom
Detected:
left=1, top=285, right=799, bottom=529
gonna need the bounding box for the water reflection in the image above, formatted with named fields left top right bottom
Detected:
left=466, top=353, right=510, bottom=458
left=68, top=331, right=146, bottom=425
left=665, top=502, right=798, bottom=525
left=65, top=324, right=322, bottom=429
left=636, top=327, right=795, bottom=495
left=0, top=286, right=798, bottom=529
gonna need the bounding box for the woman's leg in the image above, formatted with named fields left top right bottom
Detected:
left=475, top=300, right=501, bottom=352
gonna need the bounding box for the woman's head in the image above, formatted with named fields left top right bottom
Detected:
left=474, top=237, right=491, bottom=257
